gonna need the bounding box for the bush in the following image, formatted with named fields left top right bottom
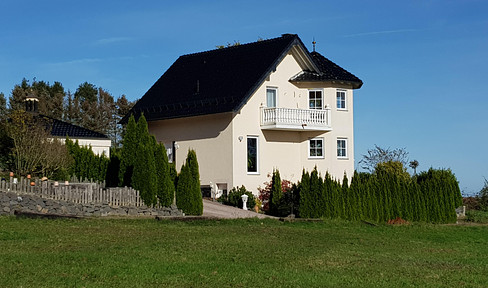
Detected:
left=176, top=149, right=203, bottom=215
left=479, top=178, right=488, bottom=211
left=220, top=186, right=256, bottom=210
left=465, top=210, right=488, bottom=223
left=259, top=171, right=294, bottom=217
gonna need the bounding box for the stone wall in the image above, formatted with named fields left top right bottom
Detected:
left=0, top=191, right=183, bottom=217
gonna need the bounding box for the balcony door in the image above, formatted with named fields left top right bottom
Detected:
left=266, top=87, right=277, bottom=108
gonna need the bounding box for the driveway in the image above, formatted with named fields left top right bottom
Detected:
left=202, top=199, right=276, bottom=219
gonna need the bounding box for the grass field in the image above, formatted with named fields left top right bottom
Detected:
left=1, top=216, right=487, bottom=287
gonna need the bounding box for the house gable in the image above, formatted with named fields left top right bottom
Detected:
left=122, top=34, right=329, bottom=123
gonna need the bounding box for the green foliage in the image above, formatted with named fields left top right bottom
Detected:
left=296, top=166, right=462, bottom=223
left=176, top=149, right=203, bottom=215
left=269, top=169, right=283, bottom=215
left=131, top=142, right=157, bottom=207
left=220, top=186, right=256, bottom=209
left=478, top=178, right=488, bottom=211
left=119, top=114, right=137, bottom=186
left=259, top=171, right=294, bottom=217
left=465, top=210, right=488, bottom=223
left=155, top=143, right=174, bottom=207
left=66, top=138, right=108, bottom=182
left=105, top=148, right=121, bottom=187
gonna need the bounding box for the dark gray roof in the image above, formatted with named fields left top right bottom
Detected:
left=123, top=34, right=362, bottom=123
left=45, top=116, right=108, bottom=139
left=289, top=51, right=363, bottom=88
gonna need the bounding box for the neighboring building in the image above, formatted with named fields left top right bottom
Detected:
left=123, top=34, right=362, bottom=197
left=24, top=97, right=111, bottom=157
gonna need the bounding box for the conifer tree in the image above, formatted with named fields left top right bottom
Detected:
left=155, top=143, right=174, bottom=207
left=119, top=114, right=137, bottom=186
left=132, top=142, right=157, bottom=206
left=176, top=150, right=203, bottom=215
left=299, top=170, right=311, bottom=218
left=269, top=169, right=283, bottom=216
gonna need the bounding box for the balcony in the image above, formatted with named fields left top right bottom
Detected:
left=260, top=107, right=332, bottom=131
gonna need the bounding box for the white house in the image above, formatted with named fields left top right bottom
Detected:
left=123, top=34, right=362, bottom=196
left=24, top=97, right=111, bottom=157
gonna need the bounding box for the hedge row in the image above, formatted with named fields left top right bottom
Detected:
left=298, top=163, right=462, bottom=223
left=66, top=139, right=108, bottom=182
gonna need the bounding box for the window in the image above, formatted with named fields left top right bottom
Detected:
left=336, top=90, right=346, bottom=110
left=309, top=138, right=324, bottom=158
left=337, top=138, right=347, bottom=158
left=247, top=136, right=258, bottom=173
left=266, top=87, right=277, bottom=108
left=165, top=142, right=174, bottom=163
left=309, top=90, right=323, bottom=110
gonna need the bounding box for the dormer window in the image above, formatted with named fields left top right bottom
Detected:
left=309, top=90, right=323, bottom=110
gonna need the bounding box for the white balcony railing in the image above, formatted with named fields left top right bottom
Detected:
left=260, top=107, right=332, bottom=131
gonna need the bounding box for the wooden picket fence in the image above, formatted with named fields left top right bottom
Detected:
left=0, top=177, right=144, bottom=207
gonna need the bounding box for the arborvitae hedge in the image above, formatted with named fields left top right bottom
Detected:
left=296, top=163, right=462, bottom=223
left=66, top=139, right=108, bottom=182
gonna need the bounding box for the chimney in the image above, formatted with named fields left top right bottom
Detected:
left=24, top=92, right=39, bottom=115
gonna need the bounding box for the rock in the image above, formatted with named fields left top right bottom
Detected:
left=3, top=206, right=10, bottom=213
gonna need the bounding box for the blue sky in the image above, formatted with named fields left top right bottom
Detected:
left=1, top=0, right=487, bottom=195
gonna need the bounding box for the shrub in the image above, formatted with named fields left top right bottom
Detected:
left=154, top=142, right=174, bottom=207
left=221, top=186, right=256, bottom=210
left=176, top=149, right=203, bottom=215
left=465, top=210, right=488, bottom=223
left=132, top=142, right=157, bottom=207
left=479, top=178, right=488, bottom=211
left=66, top=139, right=108, bottom=182
left=259, top=171, right=293, bottom=217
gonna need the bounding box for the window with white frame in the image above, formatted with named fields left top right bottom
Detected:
left=266, top=87, right=277, bottom=108
left=336, top=90, right=346, bottom=110
left=309, top=138, right=324, bottom=158
left=247, top=136, right=258, bottom=173
left=309, top=90, right=323, bottom=110
left=337, top=138, right=347, bottom=158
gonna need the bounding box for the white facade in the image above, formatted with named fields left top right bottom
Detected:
left=57, top=138, right=111, bottom=158
left=148, top=50, right=357, bottom=196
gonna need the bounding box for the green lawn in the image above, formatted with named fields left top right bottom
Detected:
left=0, top=216, right=487, bottom=288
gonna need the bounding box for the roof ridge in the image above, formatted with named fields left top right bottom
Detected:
left=180, top=34, right=298, bottom=58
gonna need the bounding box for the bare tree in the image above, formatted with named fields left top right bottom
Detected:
left=409, top=160, right=419, bottom=175
left=6, top=111, right=72, bottom=177
left=359, top=145, right=409, bottom=172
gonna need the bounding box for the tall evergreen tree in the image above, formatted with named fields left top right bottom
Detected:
left=154, top=143, right=174, bottom=207
left=132, top=142, right=158, bottom=207
left=176, top=149, right=203, bottom=215
left=119, top=114, right=137, bottom=186
left=269, top=169, right=283, bottom=215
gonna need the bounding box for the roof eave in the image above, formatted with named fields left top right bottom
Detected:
left=289, top=79, right=363, bottom=89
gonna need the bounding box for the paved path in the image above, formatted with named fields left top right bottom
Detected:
left=202, top=199, right=276, bottom=219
